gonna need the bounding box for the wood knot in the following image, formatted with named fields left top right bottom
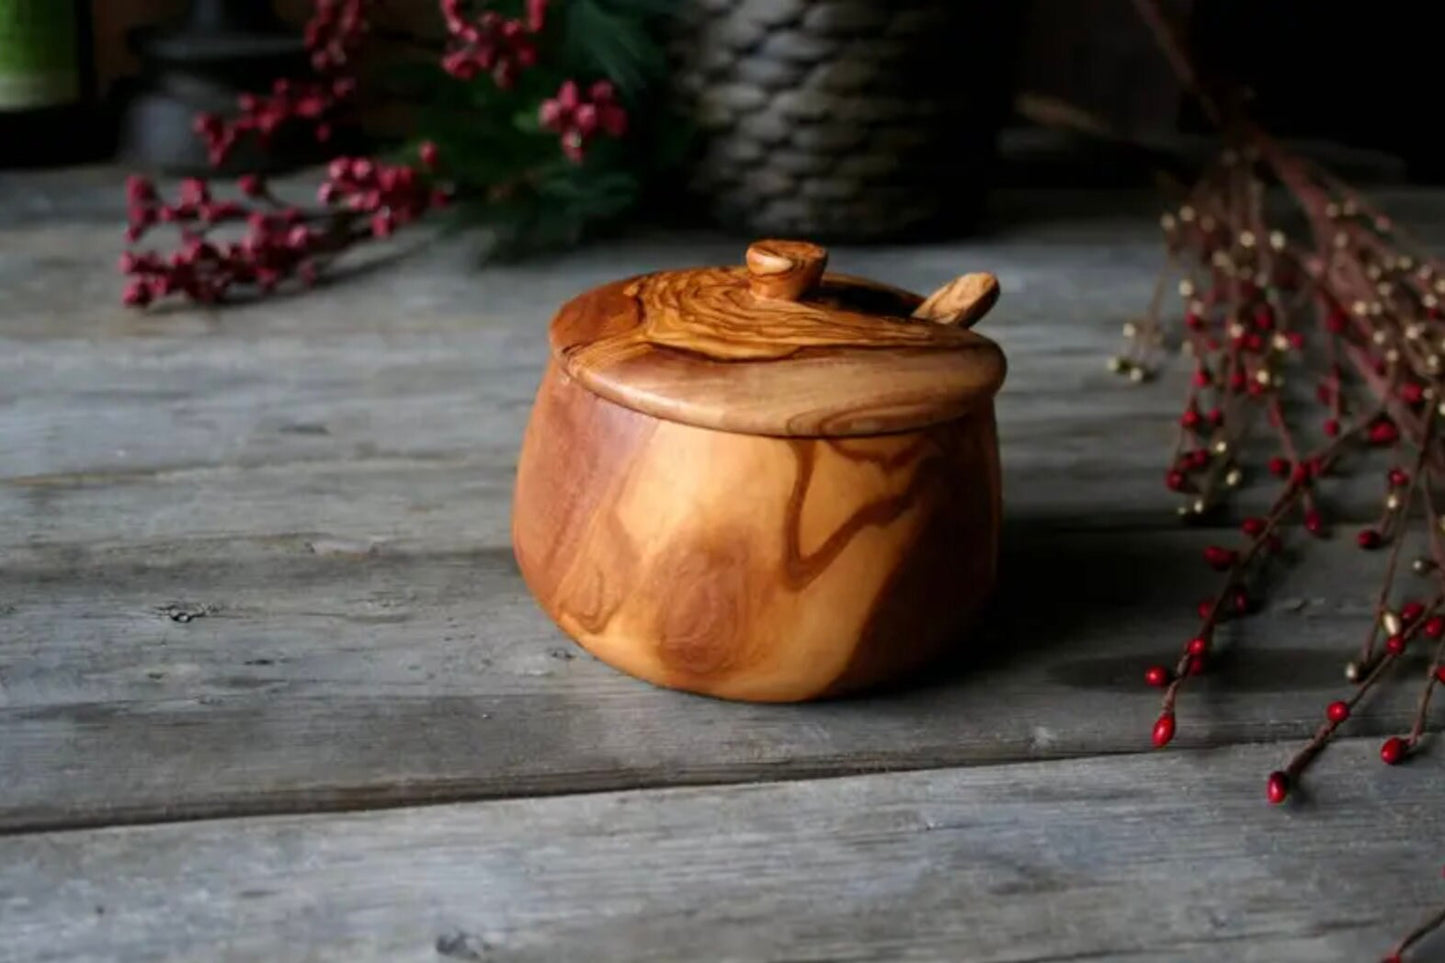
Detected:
left=745, top=239, right=828, bottom=302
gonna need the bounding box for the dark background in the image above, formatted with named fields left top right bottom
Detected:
left=78, top=0, right=1445, bottom=184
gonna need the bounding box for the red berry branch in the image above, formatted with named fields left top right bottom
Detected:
left=1121, top=1, right=1445, bottom=957
left=439, top=0, right=545, bottom=86
left=195, top=0, right=369, bottom=167
left=121, top=0, right=656, bottom=306
left=120, top=152, right=445, bottom=306
left=540, top=80, right=628, bottom=162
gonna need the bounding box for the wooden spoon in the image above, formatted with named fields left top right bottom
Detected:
left=912, top=272, right=1000, bottom=327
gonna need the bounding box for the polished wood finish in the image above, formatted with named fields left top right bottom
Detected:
left=522, top=241, right=1008, bottom=700
left=744, top=239, right=829, bottom=300
left=512, top=362, right=1000, bottom=701
left=519, top=241, right=1009, bottom=700
left=914, top=272, right=1001, bottom=327
left=550, top=244, right=1006, bottom=437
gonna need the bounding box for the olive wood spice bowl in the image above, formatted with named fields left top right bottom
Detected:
left=513, top=240, right=1005, bottom=702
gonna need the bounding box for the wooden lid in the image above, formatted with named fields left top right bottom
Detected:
left=548, top=240, right=1007, bottom=437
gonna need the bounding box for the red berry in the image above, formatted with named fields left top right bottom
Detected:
left=1426, top=616, right=1445, bottom=639
left=1368, top=420, right=1399, bottom=445
left=1401, top=601, right=1425, bottom=625
left=1197, top=599, right=1214, bottom=619
left=1232, top=591, right=1251, bottom=614
left=238, top=174, right=264, bottom=197
left=1186, top=636, right=1209, bottom=656
left=1436, top=666, right=1445, bottom=684
left=1380, top=736, right=1407, bottom=765
left=1187, top=655, right=1207, bottom=675
left=1326, top=700, right=1350, bottom=724
left=1253, top=304, right=1274, bottom=330
left=1207, top=407, right=1224, bottom=427
left=1229, top=371, right=1247, bottom=391
left=1357, top=529, right=1382, bottom=550
left=419, top=141, right=439, bottom=168
left=1323, top=418, right=1340, bottom=437
left=125, top=173, right=157, bottom=203
left=1266, top=770, right=1290, bottom=804
left=1185, top=312, right=1204, bottom=331
left=1304, top=509, right=1324, bottom=535
left=121, top=279, right=153, bottom=307
left=1325, top=309, right=1347, bottom=333
left=1181, top=409, right=1202, bottom=430
left=1268, top=457, right=1291, bottom=478
left=1144, top=665, right=1171, bottom=687
left=1152, top=712, right=1176, bottom=748
left=1401, top=382, right=1425, bottom=405
left=1165, top=470, right=1187, bottom=492
left=1386, top=634, right=1407, bottom=656
left=1241, top=517, right=1267, bottom=537
left=1388, top=468, right=1410, bottom=488
left=1192, top=368, right=1211, bottom=388
left=1202, top=546, right=1238, bottom=571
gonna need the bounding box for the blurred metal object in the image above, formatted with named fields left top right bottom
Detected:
left=117, top=0, right=310, bottom=174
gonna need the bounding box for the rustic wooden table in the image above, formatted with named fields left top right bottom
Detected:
left=3, top=170, right=1445, bottom=962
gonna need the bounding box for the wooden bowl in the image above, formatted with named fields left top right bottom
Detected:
left=513, top=240, right=1006, bottom=702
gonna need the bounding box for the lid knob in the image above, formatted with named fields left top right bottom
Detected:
left=745, top=240, right=828, bottom=302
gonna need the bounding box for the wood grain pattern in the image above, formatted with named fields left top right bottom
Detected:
left=3, top=738, right=1441, bottom=963
left=549, top=245, right=1007, bottom=436
left=1, top=184, right=1438, bottom=834
left=12, top=172, right=1445, bottom=963
left=913, top=271, right=1001, bottom=327
left=2, top=523, right=1435, bottom=833
left=743, top=238, right=828, bottom=300
left=521, top=241, right=1010, bottom=699
left=513, top=361, right=1000, bottom=701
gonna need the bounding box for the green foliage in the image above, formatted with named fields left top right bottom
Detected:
left=401, top=0, right=688, bottom=258
left=561, top=0, right=670, bottom=97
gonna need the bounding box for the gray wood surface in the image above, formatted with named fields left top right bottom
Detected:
left=1, top=524, right=1431, bottom=832
left=4, top=169, right=1443, bottom=962
left=3, top=738, right=1441, bottom=963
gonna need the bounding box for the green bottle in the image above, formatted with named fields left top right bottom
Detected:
left=0, top=1, right=98, bottom=166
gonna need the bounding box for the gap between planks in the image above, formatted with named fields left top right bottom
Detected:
left=2, top=525, right=1440, bottom=836
left=1, top=736, right=1441, bottom=963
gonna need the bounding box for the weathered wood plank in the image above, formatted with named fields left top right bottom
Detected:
left=2, top=738, right=1441, bottom=963
left=0, top=226, right=1407, bottom=531
left=1, top=218, right=1197, bottom=523
left=1, top=522, right=1432, bottom=831
left=1, top=172, right=1439, bottom=828
left=3, top=170, right=1416, bottom=527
